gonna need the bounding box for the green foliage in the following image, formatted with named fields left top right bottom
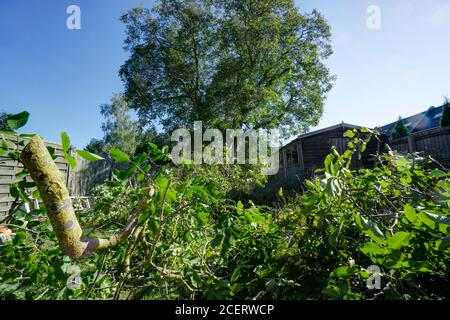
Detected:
left=60, top=132, right=77, bottom=169
left=109, top=147, right=131, bottom=164
left=2, top=114, right=450, bottom=300
left=76, top=150, right=104, bottom=162
left=1, top=111, right=30, bottom=133
left=441, top=98, right=450, bottom=127
left=0, top=112, right=12, bottom=132
left=6, top=111, right=29, bottom=131
left=391, top=116, right=409, bottom=139
left=120, top=0, right=334, bottom=136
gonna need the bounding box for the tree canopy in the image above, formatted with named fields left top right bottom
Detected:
left=441, top=98, right=450, bottom=127
left=119, top=0, right=334, bottom=136
left=391, top=116, right=409, bottom=139
left=0, top=112, right=11, bottom=132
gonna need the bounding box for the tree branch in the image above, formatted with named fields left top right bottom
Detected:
left=21, top=136, right=150, bottom=260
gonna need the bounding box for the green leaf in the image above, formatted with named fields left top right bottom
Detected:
left=354, top=214, right=385, bottom=244
left=137, top=172, right=145, bottom=182
left=402, top=261, right=433, bottom=273
left=9, top=184, right=30, bottom=203
left=61, top=132, right=71, bottom=153
left=64, top=152, right=77, bottom=169
left=76, top=150, right=104, bottom=161
left=343, top=130, right=355, bottom=138
left=138, top=211, right=151, bottom=225
left=278, top=187, right=283, bottom=198
left=404, top=204, right=417, bottom=223
left=360, top=242, right=388, bottom=256
left=148, top=218, right=159, bottom=235
left=13, top=231, right=26, bottom=245
left=435, top=236, right=450, bottom=251
left=109, top=147, right=131, bottom=163
left=388, top=232, right=412, bottom=249
left=430, top=169, right=447, bottom=178
left=322, top=286, right=341, bottom=299
left=384, top=250, right=405, bottom=269
left=328, top=228, right=339, bottom=249
left=230, top=267, right=241, bottom=283
left=334, top=266, right=358, bottom=279
left=419, top=211, right=450, bottom=233
left=7, top=111, right=30, bottom=130
left=138, top=204, right=155, bottom=225
left=15, top=169, right=28, bottom=180
left=1, top=137, right=8, bottom=151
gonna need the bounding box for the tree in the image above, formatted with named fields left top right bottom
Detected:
left=119, top=0, right=334, bottom=136
left=391, top=116, right=409, bottom=139
left=84, top=138, right=106, bottom=155
left=0, top=112, right=11, bottom=132
left=85, top=94, right=141, bottom=155
left=441, top=97, right=450, bottom=127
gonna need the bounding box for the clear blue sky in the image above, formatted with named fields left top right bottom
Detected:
left=1, top=0, right=450, bottom=148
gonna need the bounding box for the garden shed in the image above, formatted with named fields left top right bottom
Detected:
left=273, top=122, right=387, bottom=189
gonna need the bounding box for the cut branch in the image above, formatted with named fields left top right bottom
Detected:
left=21, top=136, right=149, bottom=260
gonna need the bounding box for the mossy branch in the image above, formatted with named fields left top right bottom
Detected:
left=21, top=136, right=149, bottom=260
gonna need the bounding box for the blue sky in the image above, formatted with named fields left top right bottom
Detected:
left=1, top=0, right=450, bottom=148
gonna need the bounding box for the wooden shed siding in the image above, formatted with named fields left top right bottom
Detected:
left=275, top=125, right=386, bottom=188
left=301, top=127, right=346, bottom=171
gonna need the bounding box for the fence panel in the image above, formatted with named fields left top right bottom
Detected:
left=0, top=134, right=69, bottom=217
left=389, top=126, right=450, bottom=168
left=68, top=153, right=128, bottom=197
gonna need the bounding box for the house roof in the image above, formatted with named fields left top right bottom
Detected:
left=381, top=105, right=444, bottom=135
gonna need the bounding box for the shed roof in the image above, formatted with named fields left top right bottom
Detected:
left=281, top=122, right=364, bottom=150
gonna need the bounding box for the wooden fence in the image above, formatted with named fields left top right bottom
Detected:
left=390, top=126, right=450, bottom=168
left=0, top=134, right=70, bottom=217
left=68, top=153, right=128, bottom=197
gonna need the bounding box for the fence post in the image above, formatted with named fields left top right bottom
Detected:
left=407, top=135, right=416, bottom=153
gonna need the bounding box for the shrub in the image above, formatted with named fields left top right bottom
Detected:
left=441, top=98, right=450, bottom=127
left=1, top=113, right=450, bottom=300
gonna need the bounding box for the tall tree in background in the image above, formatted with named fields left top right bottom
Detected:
left=440, top=97, right=450, bottom=127
left=120, top=0, right=334, bottom=136
left=391, top=116, right=409, bottom=139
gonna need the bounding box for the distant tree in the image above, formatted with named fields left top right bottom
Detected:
left=85, top=138, right=106, bottom=155
left=0, top=112, right=11, bottom=131
left=84, top=94, right=141, bottom=156
left=101, top=94, right=141, bottom=155
left=134, top=126, right=166, bottom=155
left=441, top=97, right=450, bottom=127
left=391, top=116, right=409, bottom=139
left=120, top=0, right=334, bottom=136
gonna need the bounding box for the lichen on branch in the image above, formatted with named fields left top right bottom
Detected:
left=21, top=136, right=148, bottom=259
